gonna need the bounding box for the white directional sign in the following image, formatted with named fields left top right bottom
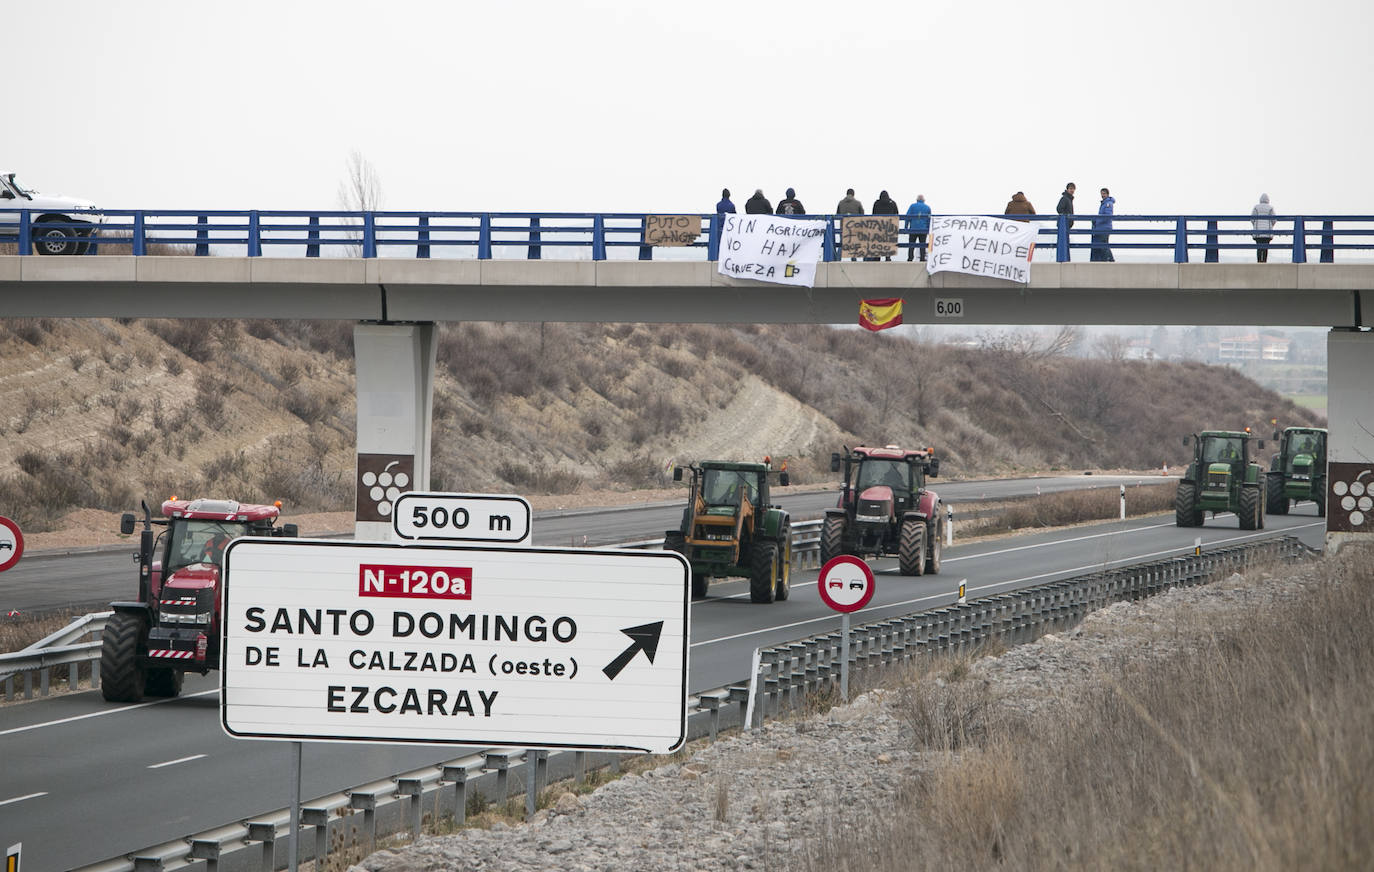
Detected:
left=220, top=539, right=689, bottom=754
left=392, top=492, right=532, bottom=544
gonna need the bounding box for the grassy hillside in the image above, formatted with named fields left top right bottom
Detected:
left=0, top=318, right=1324, bottom=533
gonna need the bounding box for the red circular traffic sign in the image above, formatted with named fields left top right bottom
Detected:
left=817, top=555, right=875, bottom=613
left=0, top=515, right=25, bottom=573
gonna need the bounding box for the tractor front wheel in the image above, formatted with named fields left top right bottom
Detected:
left=820, top=515, right=845, bottom=563
left=1175, top=483, right=1203, bottom=527
left=775, top=524, right=792, bottom=601
left=1239, top=485, right=1262, bottom=531
left=665, top=531, right=706, bottom=598
left=925, top=517, right=942, bottom=574
left=100, top=612, right=148, bottom=703
left=898, top=519, right=926, bottom=576
left=749, top=542, right=779, bottom=604
left=1266, top=473, right=1289, bottom=515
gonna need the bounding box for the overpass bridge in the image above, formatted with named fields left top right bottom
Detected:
left=2, top=209, right=1371, bottom=550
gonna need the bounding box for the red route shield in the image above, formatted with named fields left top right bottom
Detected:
left=817, top=555, right=875, bottom=613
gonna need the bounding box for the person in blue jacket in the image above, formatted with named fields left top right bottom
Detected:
left=905, top=194, right=932, bottom=261
left=715, top=188, right=735, bottom=214
left=1091, top=187, right=1115, bottom=262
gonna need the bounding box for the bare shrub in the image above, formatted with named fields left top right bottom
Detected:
left=496, top=461, right=582, bottom=495
left=897, top=657, right=1000, bottom=752
left=147, top=319, right=213, bottom=363
left=163, top=355, right=184, bottom=376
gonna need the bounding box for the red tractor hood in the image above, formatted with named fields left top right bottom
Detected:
left=858, top=485, right=895, bottom=505
left=163, top=563, right=221, bottom=592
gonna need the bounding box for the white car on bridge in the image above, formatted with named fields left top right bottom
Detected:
left=0, top=171, right=103, bottom=255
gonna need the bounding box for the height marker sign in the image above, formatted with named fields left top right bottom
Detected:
left=220, top=539, right=690, bottom=754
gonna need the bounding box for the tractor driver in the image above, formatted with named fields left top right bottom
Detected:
left=1218, top=440, right=1242, bottom=463
left=200, top=530, right=233, bottom=565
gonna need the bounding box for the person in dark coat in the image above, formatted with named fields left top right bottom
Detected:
left=775, top=187, right=805, bottom=215
left=745, top=189, right=772, bottom=214
left=1055, top=183, right=1076, bottom=260
left=872, top=190, right=899, bottom=260
left=1091, top=187, right=1115, bottom=261
left=835, top=188, right=863, bottom=260
left=715, top=188, right=735, bottom=214
left=1004, top=191, right=1035, bottom=219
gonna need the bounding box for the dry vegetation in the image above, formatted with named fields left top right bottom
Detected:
left=0, top=317, right=1321, bottom=535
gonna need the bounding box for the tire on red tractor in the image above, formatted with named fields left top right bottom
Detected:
left=1266, top=472, right=1289, bottom=515
left=1239, top=484, right=1262, bottom=531
left=820, top=515, right=845, bottom=563
left=1175, top=482, right=1203, bottom=527
left=925, top=517, right=942, bottom=574
left=100, top=611, right=148, bottom=703
left=898, top=518, right=926, bottom=576
left=145, top=667, right=184, bottom=698
left=749, top=541, right=779, bottom=604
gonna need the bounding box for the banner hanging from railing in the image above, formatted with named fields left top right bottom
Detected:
left=927, top=216, right=1036, bottom=283
left=717, top=214, right=826, bottom=287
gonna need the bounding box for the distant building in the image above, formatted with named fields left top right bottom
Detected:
left=1218, top=333, right=1291, bottom=362
left=1125, top=340, right=1156, bottom=361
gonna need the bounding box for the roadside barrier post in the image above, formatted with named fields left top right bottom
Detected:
left=946, top=504, right=954, bottom=546
left=1120, top=485, right=1126, bottom=520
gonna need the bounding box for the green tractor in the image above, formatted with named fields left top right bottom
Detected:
left=1266, top=426, right=1327, bottom=516
left=663, top=459, right=792, bottom=603
left=1175, top=430, right=1266, bottom=530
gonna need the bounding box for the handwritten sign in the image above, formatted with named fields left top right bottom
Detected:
left=716, top=214, right=826, bottom=287
left=645, top=215, right=701, bottom=247
left=926, top=216, right=1036, bottom=283
left=841, top=216, right=899, bottom=259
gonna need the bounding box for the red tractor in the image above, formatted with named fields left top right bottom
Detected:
left=100, top=497, right=297, bottom=702
left=821, top=445, right=943, bottom=576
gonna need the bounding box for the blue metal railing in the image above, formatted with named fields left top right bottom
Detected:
left=3, top=209, right=1373, bottom=264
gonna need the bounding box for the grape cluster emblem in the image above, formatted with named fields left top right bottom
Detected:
left=1332, top=468, right=1373, bottom=528
left=356, top=454, right=415, bottom=522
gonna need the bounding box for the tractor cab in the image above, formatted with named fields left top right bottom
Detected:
left=1176, top=430, right=1266, bottom=530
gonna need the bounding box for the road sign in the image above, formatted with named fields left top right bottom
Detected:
left=220, top=539, right=689, bottom=754
left=392, top=492, right=532, bottom=544
left=817, top=554, right=875, bottom=613
left=0, top=517, right=24, bottom=573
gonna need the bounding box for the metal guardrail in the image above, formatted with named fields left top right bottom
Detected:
left=7, top=534, right=1314, bottom=871
left=4, top=208, right=1373, bottom=264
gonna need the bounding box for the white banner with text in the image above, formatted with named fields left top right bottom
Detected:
left=926, top=216, right=1036, bottom=283
left=717, top=213, right=827, bottom=287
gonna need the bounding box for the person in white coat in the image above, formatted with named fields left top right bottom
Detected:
left=1251, top=193, right=1277, bottom=263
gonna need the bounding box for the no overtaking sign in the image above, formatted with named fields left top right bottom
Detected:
left=221, top=539, right=690, bottom=754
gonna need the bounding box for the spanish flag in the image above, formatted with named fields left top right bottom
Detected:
left=859, top=298, right=903, bottom=331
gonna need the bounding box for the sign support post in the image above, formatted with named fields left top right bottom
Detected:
left=289, top=741, right=302, bottom=872
left=818, top=555, right=876, bottom=704
left=840, top=613, right=851, bottom=700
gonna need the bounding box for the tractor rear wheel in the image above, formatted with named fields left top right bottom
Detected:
left=820, top=515, right=845, bottom=563
left=749, top=542, right=779, bottom=604
left=1239, top=485, right=1262, bottom=530
left=775, top=524, right=792, bottom=601
left=1266, top=473, right=1289, bottom=515
left=145, top=667, right=184, bottom=698
left=100, top=612, right=147, bottom=703
left=925, top=518, right=942, bottom=574
left=898, top=519, right=926, bottom=576
left=1175, top=483, right=1203, bottom=527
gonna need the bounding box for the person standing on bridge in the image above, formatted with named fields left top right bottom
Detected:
left=1005, top=191, right=1036, bottom=219
left=745, top=189, right=773, bottom=214
left=715, top=188, right=736, bottom=214
left=906, top=194, right=931, bottom=261
left=836, top=188, right=864, bottom=260
left=1056, top=183, right=1077, bottom=259
left=775, top=187, right=805, bottom=215
left=872, top=190, right=899, bottom=260
left=1251, top=193, right=1277, bottom=263
left=1091, top=187, right=1115, bottom=262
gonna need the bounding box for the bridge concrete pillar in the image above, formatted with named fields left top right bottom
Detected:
left=353, top=323, right=437, bottom=540
left=1325, top=327, right=1374, bottom=554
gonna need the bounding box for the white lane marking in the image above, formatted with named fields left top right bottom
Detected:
left=693, top=521, right=1324, bottom=648
left=0, top=689, right=219, bottom=737
left=148, top=754, right=206, bottom=769
left=0, top=791, right=47, bottom=807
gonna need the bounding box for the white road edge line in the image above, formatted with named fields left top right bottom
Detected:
left=0, top=689, right=219, bottom=737
left=0, top=792, right=47, bottom=807
left=148, top=754, right=207, bottom=769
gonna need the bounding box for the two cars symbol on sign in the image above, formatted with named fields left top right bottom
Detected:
left=818, top=555, right=874, bottom=613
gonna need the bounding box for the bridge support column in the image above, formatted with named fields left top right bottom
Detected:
left=353, top=323, right=437, bottom=540
left=1326, top=327, right=1374, bottom=554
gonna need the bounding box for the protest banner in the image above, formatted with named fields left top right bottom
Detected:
left=716, top=213, right=826, bottom=287
left=645, top=215, right=701, bottom=247
left=841, top=216, right=899, bottom=259
left=926, top=216, right=1037, bottom=283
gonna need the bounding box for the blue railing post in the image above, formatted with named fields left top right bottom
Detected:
left=1205, top=220, right=1219, bottom=263
left=196, top=215, right=209, bottom=257
left=17, top=211, right=30, bottom=255
left=707, top=215, right=722, bottom=261
left=1173, top=217, right=1188, bottom=263
left=478, top=214, right=492, bottom=259
left=592, top=215, right=607, bottom=261
left=1056, top=214, right=1069, bottom=262
left=362, top=213, right=376, bottom=258
left=247, top=211, right=261, bottom=257
left=417, top=216, right=430, bottom=259
left=1291, top=217, right=1306, bottom=264
left=823, top=217, right=836, bottom=262
left=638, top=217, right=652, bottom=261
left=1320, top=220, right=1334, bottom=263
left=133, top=211, right=146, bottom=256
left=527, top=216, right=541, bottom=260
left=306, top=216, right=320, bottom=258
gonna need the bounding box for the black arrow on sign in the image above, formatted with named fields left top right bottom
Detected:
left=602, top=621, right=665, bottom=680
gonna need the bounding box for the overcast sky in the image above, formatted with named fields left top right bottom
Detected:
left=9, top=0, right=1372, bottom=217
